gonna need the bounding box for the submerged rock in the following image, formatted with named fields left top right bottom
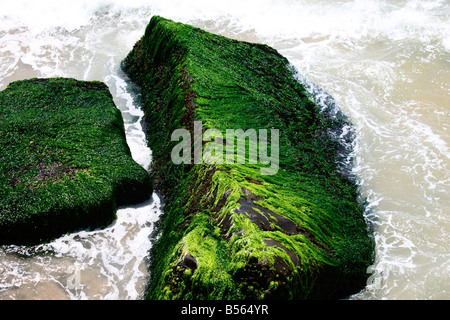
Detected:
left=122, top=16, right=374, bottom=299
left=0, top=78, right=152, bottom=245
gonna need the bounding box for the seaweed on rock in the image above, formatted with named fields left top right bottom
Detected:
left=0, top=78, right=152, bottom=245
left=122, top=16, right=374, bottom=300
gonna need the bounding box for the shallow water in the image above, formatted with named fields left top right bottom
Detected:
left=0, top=0, right=448, bottom=300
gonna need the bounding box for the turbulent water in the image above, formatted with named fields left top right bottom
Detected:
left=0, top=0, right=448, bottom=300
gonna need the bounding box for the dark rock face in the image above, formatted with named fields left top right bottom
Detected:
left=0, top=77, right=152, bottom=245
left=122, top=16, right=374, bottom=300
left=179, top=254, right=198, bottom=271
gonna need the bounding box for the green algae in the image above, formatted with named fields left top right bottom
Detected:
left=122, top=16, right=374, bottom=299
left=0, top=78, right=152, bottom=245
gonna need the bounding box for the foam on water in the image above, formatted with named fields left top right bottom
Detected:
left=0, top=0, right=449, bottom=299
left=0, top=195, right=162, bottom=300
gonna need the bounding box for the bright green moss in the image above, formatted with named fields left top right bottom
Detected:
left=0, top=78, right=152, bottom=245
left=122, top=16, right=374, bottom=300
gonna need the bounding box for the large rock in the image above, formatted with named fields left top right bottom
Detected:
left=122, top=16, right=374, bottom=299
left=0, top=78, right=152, bottom=245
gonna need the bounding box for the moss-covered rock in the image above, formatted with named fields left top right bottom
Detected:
left=0, top=78, right=152, bottom=245
left=122, top=16, right=374, bottom=300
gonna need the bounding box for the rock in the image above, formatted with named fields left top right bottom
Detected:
left=179, top=254, right=198, bottom=271
left=122, top=16, right=374, bottom=300
left=0, top=78, right=152, bottom=245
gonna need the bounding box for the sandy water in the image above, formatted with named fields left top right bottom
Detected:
left=0, top=0, right=448, bottom=299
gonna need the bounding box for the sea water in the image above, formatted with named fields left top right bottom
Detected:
left=0, top=0, right=448, bottom=300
